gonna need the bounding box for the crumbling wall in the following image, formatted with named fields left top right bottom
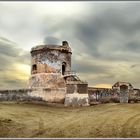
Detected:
left=28, top=88, right=66, bottom=103
left=64, top=93, right=89, bottom=106
left=77, top=84, right=88, bottom=93
left=29, top=73, right=66, bottom=88
left=65, top=82, right=89, bottom=106
left=88, top=88, right=118, bottom=103
left=0, top=89, right=42, bottom=101
left=29, top=43, right=72, bottom=88
left=0, top=88, right=66, bottom=103
left=88, top=87, right=140, bottom=104
left=31, top=46, right=71, bottom=74
left=112, top=82, right=133, bottom=91
left=66, top=84, right=75, bottom=93
left=128, top=89, right=140, bottom=103
left=66, top=83, right=88, bottom=94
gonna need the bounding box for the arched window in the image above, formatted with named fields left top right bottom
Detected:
left=32, top=64, right=37, bottom=71
left=62, top=62, right=66, bottom=75
left=120, top=85, right=128, bottom=94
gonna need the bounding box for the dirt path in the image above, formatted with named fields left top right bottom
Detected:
left=0, top=102, right=140, bottom=138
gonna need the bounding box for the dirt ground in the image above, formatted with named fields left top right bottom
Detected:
left=0, top=101, right=140, bottom=138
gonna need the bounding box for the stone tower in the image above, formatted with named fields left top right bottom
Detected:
left=29, top=41, right=72, bottom=88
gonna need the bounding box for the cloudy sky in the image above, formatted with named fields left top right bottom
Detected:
left=1, top=1, right=140, bottom=89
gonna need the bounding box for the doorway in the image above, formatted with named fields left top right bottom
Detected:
left=120, top=85, right=129, bottom=103
left=62, top=62, right=66, bottom=75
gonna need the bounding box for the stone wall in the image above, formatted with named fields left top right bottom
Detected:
left=64, top=93, right=89, bottom=106
left=77, top=84, right=88, bottom=93
left=0, top=89, right=40, bottom=101
left=65, top=82, right=89, bottom=106
left=0, top=88, right=66, bottom=103
left=66, top=83, right=88, bottom=94
left=29, top=73, right=66, bottom=88
left=31, top=43, right=72, bottom=74
left=88, top=87, right=140, bottom=104
left=1, top=87, right=140, bottom=105
left=29, top=42, right=72, bottom=89
left=29, top=88, right=66, bottom=103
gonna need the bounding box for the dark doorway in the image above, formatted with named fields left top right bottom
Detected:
left=120, top=85, right=128, bottom=103
left=62, top=62, right=66, bottom=75
left=32, top=64, right=37, bottom=71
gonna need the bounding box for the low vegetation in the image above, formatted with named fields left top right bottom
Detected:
left=98, top=96, right=120, bottom=103
left=0, top=101, right=140, bottom=138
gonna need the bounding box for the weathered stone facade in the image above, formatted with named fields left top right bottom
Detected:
left=28, top=88, right=66, bottom=103
left=66, top=82, right=88, bottom=94
left=0, top=82, right=140, bottom=105
left=65, top=81, right=89, bottom=106
left=29, top=41, right=72, bottom=89
left=112, top=82, right=133, bottom=91
left=112, top=82, right=133, bottom=103
left=29, top=73, right=65, bottom=88
left=64, top=93, right=89, bottom=106
left=0, top=88, right=65, bottom=103
left=28, top=41, right=89, bottom=106
left=88, top=82, right=140, bottom=104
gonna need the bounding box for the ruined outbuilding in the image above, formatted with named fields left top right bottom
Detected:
left=88, top=82, right=137, bottom=104
left=112, top=82, right=133, bottom=103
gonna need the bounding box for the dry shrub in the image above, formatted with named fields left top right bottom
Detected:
left=128, top=96, right=140, bottom=103
left=110, top=96, right=120, bottom=103
left=99, top=96, right=119, bottom=104
left=99, top=97, right=111, bottom=103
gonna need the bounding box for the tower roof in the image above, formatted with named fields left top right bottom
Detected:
left=31, top=41, right=72, bottom=53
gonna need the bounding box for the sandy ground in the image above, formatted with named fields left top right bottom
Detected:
left=0, top=102, right=140, bottom=138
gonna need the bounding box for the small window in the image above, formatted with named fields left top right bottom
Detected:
left=62, top=62, right=66, bottom=75
left=32, top=64, right=37, bottom=71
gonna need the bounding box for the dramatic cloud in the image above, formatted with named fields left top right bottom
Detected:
left=0, top=37, right=30, bottom=89
left=44, top=36, right=60, bottom=45
left=1, top=2, right=140, bottom=89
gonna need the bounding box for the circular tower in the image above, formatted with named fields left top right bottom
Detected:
left=29, top=41, right=72, bottom=88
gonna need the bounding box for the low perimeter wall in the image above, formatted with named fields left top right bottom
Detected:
left=64, top=93, right=89, bottom=106
left=88, top=88, right=140, bottom=103
left=1, top=87, right=140, bottom=105
left=0, top=88, right=66, bottom=103
left=29, top=88, right=66, bottom=103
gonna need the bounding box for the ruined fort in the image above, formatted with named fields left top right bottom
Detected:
left=0, top=41, right=140, bottom=106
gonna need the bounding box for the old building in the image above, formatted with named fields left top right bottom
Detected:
left=112, top=82, right=134, bottom=103
left=29, top=41, right=72, bottom=88
left=28, top=41, right=89, bottom=106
